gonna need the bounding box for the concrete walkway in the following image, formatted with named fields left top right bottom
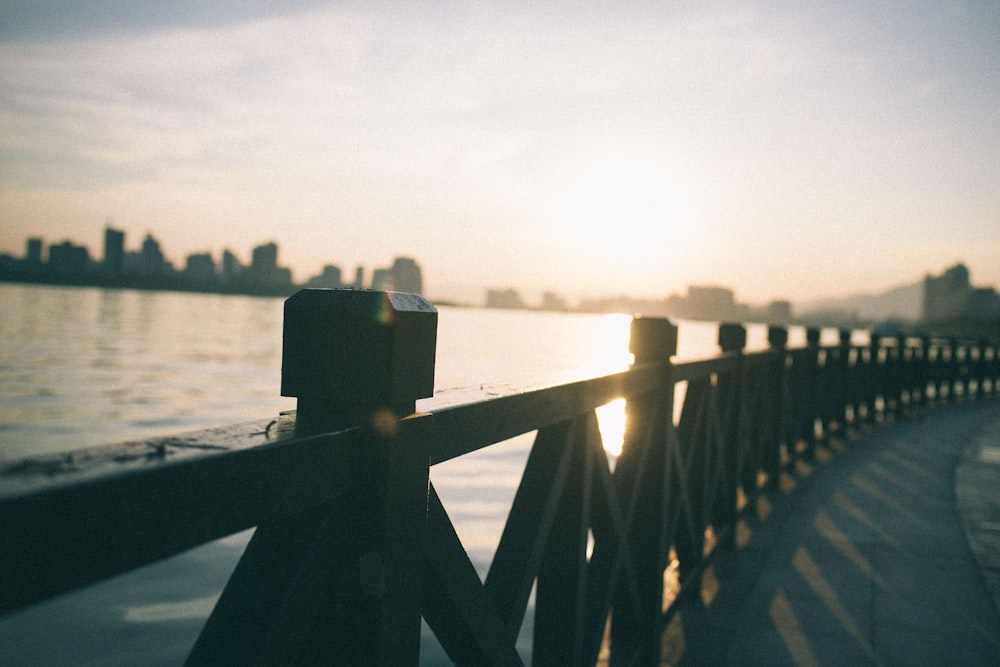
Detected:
left=661, top=399, right=1000, bottom=666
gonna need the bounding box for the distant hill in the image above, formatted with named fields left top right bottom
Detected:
left=797, top=280, right=923, bottom=322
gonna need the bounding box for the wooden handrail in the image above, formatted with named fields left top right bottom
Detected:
left=1, top=289, right=997, bottom=665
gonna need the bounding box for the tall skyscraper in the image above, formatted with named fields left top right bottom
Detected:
left=103, top=227, right=125, bottom=278
left=247, top=242, right=290, bottom=291
left=390, top=257, right=423, bottom=295
left=371, top=268, right=393, bottom=291
left=25, top=238, right=43, bottom=266
left=220, top=249, right=241, bottom=287
left=140, top=234, right=167, bottom=276
left=251, top=242, right=278, bottom=275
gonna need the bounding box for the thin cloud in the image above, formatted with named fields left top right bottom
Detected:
left=1, top=2, right=998, bottom=300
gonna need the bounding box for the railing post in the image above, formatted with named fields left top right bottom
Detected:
left=989, top=339, right=1000, bottom=396
left=884, top=333, right=903, bottom=418
left=831, top=328, right=852, bottom=429
left=970, top=339, right=985, bottom=400
left=957, top=339, right=971, bottom=399
left=942, top=338, right=958, bottom=403
left=795, top=327, right=822, bottom=457
left=281, top=289, right=437, bottom=429
left=983, top=338, right=997, bottom=397
left=764, top=325, right=789, bottom=486
left=190, top=289, right=437, bottom=666
left=914, top=335, right=929, bottom=409
left=924, top=337, right=944, bottom=405
left=715, top=323, right=746, bottom=549
left=896, top=333, right=913, bottom=416
left=864, top=332, right=882, bottom=421
left=610, top=316, right=677, bottom=666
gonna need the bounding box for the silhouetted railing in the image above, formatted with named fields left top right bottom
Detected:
left=1, top=289, right=997, bottom=665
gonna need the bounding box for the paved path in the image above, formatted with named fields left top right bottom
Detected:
left=661, top=399, right=1000, bottom=666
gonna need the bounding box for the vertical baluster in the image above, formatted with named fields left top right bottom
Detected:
left=535, top=411, right=600, bottom=665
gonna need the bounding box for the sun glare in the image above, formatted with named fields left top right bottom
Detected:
left=597, top=397, right=627, bottom=457
left=550, top=151, right=691, bottom=267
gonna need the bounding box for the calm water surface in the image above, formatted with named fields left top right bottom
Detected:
left=0, top=283, right=790, bottom=459
left=0, top=283, right=801, bottom=664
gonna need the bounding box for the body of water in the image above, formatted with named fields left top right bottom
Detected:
left=0, top=283, right=806, bottom=664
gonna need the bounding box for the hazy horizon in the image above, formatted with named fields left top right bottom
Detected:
left=2, top=1, right=998, bottom=305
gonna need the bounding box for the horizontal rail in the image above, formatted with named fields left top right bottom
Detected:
left=0, top=358, right=676, bottom=614
left=1, top=288, right=997, bottom=666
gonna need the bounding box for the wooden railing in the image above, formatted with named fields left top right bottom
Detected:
left=1, top=289, right=997, bottom=665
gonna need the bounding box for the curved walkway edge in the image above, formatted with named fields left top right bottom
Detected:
left=956, top=402, right=1000, bottom=617
left=662, top=399, right=1000, bottom=667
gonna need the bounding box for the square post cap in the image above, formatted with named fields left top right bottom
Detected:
left=768, top=325, right=788, bottom=348
left=629, top=317, right=678, bottom=362
left=281, top=289, right=437, bottom=420
left=718, top=323, right=747, bottom=353
left=806, top=327, right=821, bottom=346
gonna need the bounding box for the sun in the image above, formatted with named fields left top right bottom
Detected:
left=548, top=150, right=691, bottom=267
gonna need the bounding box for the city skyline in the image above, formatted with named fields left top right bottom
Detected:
left=6, top=226, right=997, bottom=332
left=2, top=3, right=999, bottom=305
left=1, top=226, right=425, bottom=297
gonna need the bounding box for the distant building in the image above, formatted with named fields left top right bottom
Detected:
left=103, top=227, right=125, bottom=278
left=766, top=300, right=793, bottom=324
left=924, top=263, right=1000, bottom=323
left=25, top=238, right=43, bottom=266
left=923, top=263, right=970, bottom=322
left=486, top=288, right=526, bottom=309
left=219, top=249, right=242, bottom=287
left=2, top=227, right=434, bottom=302
left=139, top=234, right=167, bottom=277
left=542, top=291, right=568, bottom=311
left=366, top=257, right=424, bottom=294
left=371, top=268, right=393, bottom=291
left=686, top=285, right=735, bottom=320
left=391, top=257, right=423, bottom=295
left=275, top=267, right=293, bottom=287
left=48, top=240, right=90, bottom=277
left=184, top=252, right=216, bottom=286
left=251, top=242, right=278, bottom=282
left=306, top=265, right=343, bottom=288
left=970, top=288, right=1000, bottom=321
left=246, top=242, right=291, bottom=291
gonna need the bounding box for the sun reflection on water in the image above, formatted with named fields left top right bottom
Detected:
left=578, top=313, right=633, bottom=458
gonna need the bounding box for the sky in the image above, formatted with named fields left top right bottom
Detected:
left=1, top=1, right=998, bottom=306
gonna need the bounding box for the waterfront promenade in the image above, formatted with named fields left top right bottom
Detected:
left=2, top=288, right=996, bottom=664
left=661, top=399, right=1000, bottom=666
